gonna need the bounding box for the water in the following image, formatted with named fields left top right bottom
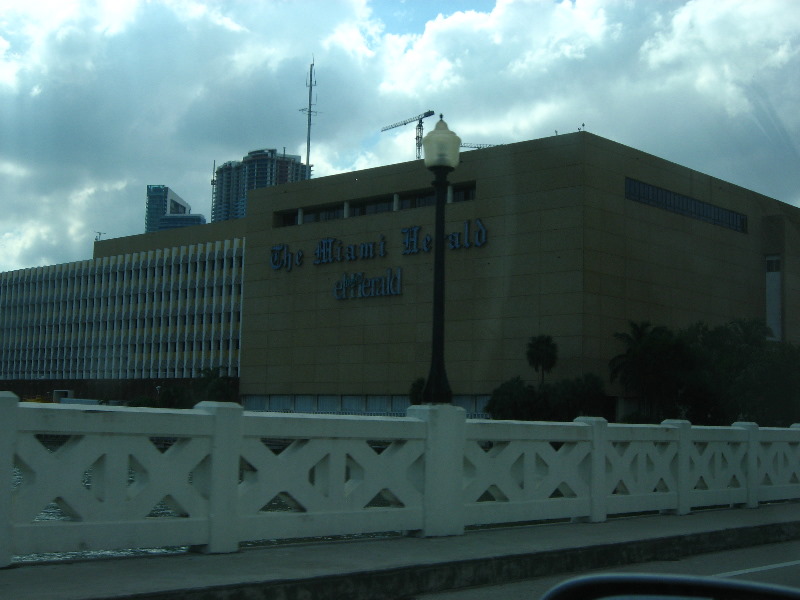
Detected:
left=10, top=466, right=402, bottom=564
left=10, top=465, right=189, bottom=564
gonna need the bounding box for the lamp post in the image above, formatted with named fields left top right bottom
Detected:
left=421, top=115, right=461, bottom=404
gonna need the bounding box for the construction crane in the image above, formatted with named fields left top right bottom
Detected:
left=381, top=110, right=435, bottom=159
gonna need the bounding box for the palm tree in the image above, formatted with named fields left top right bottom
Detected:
left=609, top=321, right=696, bottom=420
left=609, top=321, right=656, bottom=395
left=526, top=335, right=558, bottom=387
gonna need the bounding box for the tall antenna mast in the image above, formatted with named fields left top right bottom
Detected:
left=299, top=58, right=317, bottom=179
left=210, top=159, right=216, bottom=218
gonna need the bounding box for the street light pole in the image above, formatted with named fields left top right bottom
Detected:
left=421, top=116, right=460, bottom=404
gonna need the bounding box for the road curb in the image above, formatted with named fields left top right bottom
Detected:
left=109, top=520, right=800, bottom=600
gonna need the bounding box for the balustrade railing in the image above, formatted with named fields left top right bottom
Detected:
left=1, top=391, right=799, bottom=567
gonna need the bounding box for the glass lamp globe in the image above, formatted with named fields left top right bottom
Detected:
left=422, top=117, right=461, bottom=169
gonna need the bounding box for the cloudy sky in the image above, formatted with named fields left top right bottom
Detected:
left=1, top=0, right=799, bottom=273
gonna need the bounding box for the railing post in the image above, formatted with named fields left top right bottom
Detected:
left=0, top=392, right=20, bottom=568
left=733, top=421, right=760, bottom=508
left=574, top=416, right=608, bottom=523
left=193, top=401, right=243, bottom=553
left=662, top=419, right=692, bottom=515
left=407, top=404, right=466, bottom=536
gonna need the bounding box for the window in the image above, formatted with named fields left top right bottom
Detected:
left=274, top=183, right=476, bottom=227
left=452, top=186, right=476, bottom=203
left=275, top=211, right=297, bottom=227
left=320, top=206, right=344, bottom=221
left=625, top=178, right=747, bottom=233
left=766, top=257, right=781, bottom=272
left=765, top=254, right=782, bottom=340
left=399, top=193, right=434, bottom=209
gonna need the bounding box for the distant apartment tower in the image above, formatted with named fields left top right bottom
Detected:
left=146, top=185, right=189, bottom=232
left=146, top=185, right=206, bottom=232
left=211, top=149, right=308, bottom=222
left=158, top=213, right=207, bottom=230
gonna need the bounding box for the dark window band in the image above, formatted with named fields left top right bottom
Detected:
left=625, top=178, right=747, bottom=233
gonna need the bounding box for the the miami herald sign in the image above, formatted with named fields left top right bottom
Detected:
left=271, top=219, right=488, bottom=300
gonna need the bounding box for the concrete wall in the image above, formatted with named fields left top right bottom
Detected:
left=4, top=393, right=800, bottom=566
left=242, top=135, right=593, bottom=397
left=93, top=218, right=246, bottom=259
left=241, top=132, right=800, bottom=399
left=580, top=133, right=800, bottom=378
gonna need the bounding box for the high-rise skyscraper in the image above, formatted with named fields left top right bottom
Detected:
left=145, top=185, right=195, bottom=233
left=157, top=213, right=207, bottom=230
left=211, top=149, right=308, bottom=222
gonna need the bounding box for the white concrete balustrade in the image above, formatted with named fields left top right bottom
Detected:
left=2, top=391, right=800, bottom=567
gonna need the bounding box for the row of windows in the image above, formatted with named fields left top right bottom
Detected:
left=3, top=283, right=242, bottom=309
left=2, top=366, right=240, bottom=380
left=1, top=262, right=244, bottom=302
left=3, top=339, right=241, bottom=354
left=243, top=393, right=491, bottom=416
left=274, top=183, right=477, bottom=227
left=1, top=241, right=244, bottom=380
left=1, top=303, right=241, bottom=331
left=4, top=314, right=241, bottom=335
left=625, top=178, right=748, bottom=233
left=5, top=254, right=243, bottom=280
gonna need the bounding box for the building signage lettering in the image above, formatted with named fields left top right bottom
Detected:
left=270, top=244, right=303, bottom=272
left=270, top=218, right=487, bottom=300
left=334, top=268, right=402, bottom=300
left=313, top=235, right=387, bottom=265
left=448, top=218, right=487, bottom=250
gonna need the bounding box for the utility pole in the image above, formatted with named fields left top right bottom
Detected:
left=299, top=58, right=317, bottom=179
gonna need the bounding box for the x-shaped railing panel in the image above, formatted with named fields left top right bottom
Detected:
left=463, top=439, right=591, bottom=503
left=237, top=436, right=424, bottom=516
left=758, top=440, right=800, bottom=487
left=13, top=432, right=211, bottom=524
left=604, top=440, right=678, bottom=496
left=688, top=439, right=747, bottom=491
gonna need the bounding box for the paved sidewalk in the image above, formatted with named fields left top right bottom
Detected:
left=2, top=502, right=800, bottom=600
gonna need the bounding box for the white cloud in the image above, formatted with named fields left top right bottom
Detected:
left=0, top=35, right=21, bottom=89
left=163, top=0, right=248, bottom=32
left=228, top=42, right=286, bottom=74
left=0, top=159, right=29, bottom=178
left=0, top=221, right=56, bottom=271
left=642, top=0, right=800, bottom=116
left=92, top=0, right=141, bottom=35
left=0, top=0, right=799, bottom=273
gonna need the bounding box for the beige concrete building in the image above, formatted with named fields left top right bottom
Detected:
left=1, top=220, right=246, bottom=382
left=240, top=131, right=799, bottom=408
left=2, top=132, right=798, bottom=414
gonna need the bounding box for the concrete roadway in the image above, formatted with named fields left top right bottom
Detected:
left=414, top=539, right=800, bottom=599
left=2, top=502, right=800, bottom=600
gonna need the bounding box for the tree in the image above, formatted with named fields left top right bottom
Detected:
left=156, top=385, right=194, bottom=409
left=692, top=319, right=800, bottom=425
left=609, top=321, right=698, bottom=421
left=552, top=373, right=609, bottom=421
left=750, top=341, right=800, bottom=425
left=609, top=318, right=800, bottom=426
left=195, top=367, right=239, bottom=403
left=526, top=335, right=558, bottom=387
left=408, top=377, right=426, bottom=405
left=488, top=335, right=612, bottom=422
left=485, top=376, right=548, bottom=421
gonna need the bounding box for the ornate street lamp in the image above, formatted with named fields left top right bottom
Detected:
left=421, top=115, right=460, bottom=403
